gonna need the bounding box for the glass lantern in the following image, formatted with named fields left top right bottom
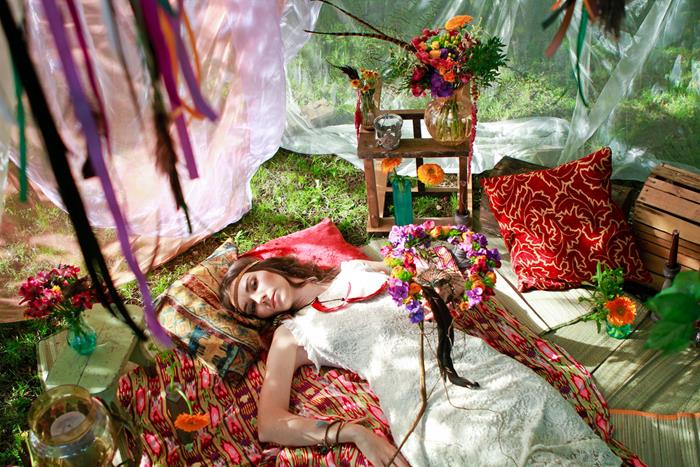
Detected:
left=27, top=385, right=115, bottom=466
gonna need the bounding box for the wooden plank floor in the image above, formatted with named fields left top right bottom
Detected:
left=472, top=157, right=699, bottom=466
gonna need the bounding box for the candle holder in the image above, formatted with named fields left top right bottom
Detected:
left=27, top=385, right=115, bottom=466
left=374, top=113, right=403, bottom=150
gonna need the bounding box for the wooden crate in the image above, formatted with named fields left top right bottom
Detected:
left=631, top=163, right=700, bottom=290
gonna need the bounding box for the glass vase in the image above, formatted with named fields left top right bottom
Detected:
left=391, top=177, right=413, bottom=226
left=424, top=86, right=472, bottom=146
left=66, top=316, right=97, bottom=356
left=360, top=81, right=381, bottom=130
left=28, top=384, right=115, bottom=466
left=606, top=320, right=633, bottom=339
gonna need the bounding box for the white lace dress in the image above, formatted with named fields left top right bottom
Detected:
left=283, top=261, right=621, bottom=466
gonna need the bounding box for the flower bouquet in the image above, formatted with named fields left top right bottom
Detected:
left=380, top=158, right=446, bottom=225
left=331, top=64, right=381, bottom=132
left=579, top=263, right=637, bottom=338
left=19, top=265, right=102, bottom=355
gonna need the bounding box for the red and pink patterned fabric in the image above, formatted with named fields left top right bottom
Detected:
left=480, top=147, right=650, bottom=291
left=117, top=302, right=644, bottom=466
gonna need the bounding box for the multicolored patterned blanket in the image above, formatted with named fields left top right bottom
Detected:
left=117, top=299, right=644, bottom=466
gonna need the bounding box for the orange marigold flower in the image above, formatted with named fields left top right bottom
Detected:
left=381, top=158, right=402, bottom=174
left=409, top=282, right=422, bottom=296
left=444, top=71, right=456, bottom=83
left=174, top=412, right=210, bottom=432
left=605, top=296, right=636, bottom=327
left=429, top=49, right=442, bottom=60
left=445, top=15, right=473, bottom=31
left=417, top=164, right=445, bottom=186
left=350, top=79, right=361, bottom=88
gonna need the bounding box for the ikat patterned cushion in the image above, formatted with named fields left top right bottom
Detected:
left=480, top=147, right=650, bottom=291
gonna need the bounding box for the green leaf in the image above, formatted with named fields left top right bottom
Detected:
left=645, top=320, right=695, bottom=354
left=669, top=271, right=700, bottom=301
left=647, top=292, right=700, bottom=322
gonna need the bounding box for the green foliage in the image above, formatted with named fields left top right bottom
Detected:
left=579, top=263, right=625, bottom=332
left=645, top=271, right=700, bottom=354
left=467, top=36, right=508, bottom=88
left=0, top=319, right=54, bottom=465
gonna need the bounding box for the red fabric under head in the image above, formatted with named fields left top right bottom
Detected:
left=480, top=147, right=650, bottom=291
left=242, top=218, right=368, bottom=268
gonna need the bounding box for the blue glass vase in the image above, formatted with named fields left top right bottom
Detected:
left=66, top=316, right=97, bottom=355
left=392, top=177, right=413, bottom=226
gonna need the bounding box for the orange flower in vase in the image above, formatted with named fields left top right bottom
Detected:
left=417, top=163, right=445, bottom=186
left=605, top=296, right=636, bottom=327
left=174, top=412, right=210, bottom=432
left=381, top=158, right=402, bottom=174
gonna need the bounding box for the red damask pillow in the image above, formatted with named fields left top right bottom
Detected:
left=480, top=147, right=650, bottom=291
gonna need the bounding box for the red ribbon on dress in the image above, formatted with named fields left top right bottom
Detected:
left=311, top=281, right=388, bottom=313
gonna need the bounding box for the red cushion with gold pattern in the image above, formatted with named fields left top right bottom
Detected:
left=480, top=147, right=650, bottom=291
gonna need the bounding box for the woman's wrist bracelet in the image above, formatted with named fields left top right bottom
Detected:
left=323, top=420, right=342, bottom=448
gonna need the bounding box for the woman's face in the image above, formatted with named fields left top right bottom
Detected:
left=231, top=269, right=298, bottom=318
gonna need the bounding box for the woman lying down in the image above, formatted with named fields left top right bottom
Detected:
left=219, top=253, right=621, bottom=466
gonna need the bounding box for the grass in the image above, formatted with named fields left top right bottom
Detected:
left=1, top=148, right=482, bottom=463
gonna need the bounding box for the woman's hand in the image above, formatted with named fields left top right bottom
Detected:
left=345, top=424, right=410, bottom=467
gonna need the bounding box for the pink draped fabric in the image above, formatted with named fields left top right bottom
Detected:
left=20, top=0, right=286, bottom=238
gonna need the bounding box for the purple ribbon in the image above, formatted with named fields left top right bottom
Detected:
left=168, top=12, right=217, bottom=121
left=65, top=0, right=112, bottom=154
left=40, top=0, right=172, bottom=346
left=140, top=0, right=199, bottom=179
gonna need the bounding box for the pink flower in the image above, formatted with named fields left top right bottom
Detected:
left=411, top=84, right=425, bottom=97
left=411, top=67, right=426, bottom=82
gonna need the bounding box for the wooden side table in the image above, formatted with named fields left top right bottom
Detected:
left=357, top=109, right=473, bottom=233
left=36, top=304, right=144, bottom=403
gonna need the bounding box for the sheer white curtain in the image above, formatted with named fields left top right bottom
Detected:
left=281, top=0, right=698, bottom=179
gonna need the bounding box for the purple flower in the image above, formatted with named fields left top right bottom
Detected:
left=388, top=278, right=409, bottom=305
left=466, top=287, right=484, bottom=308
left=430, top=72, right=453, bottom=98
left=487, top=248, right=501, bottom=262
left=406, top=299, right=425, bottom=323
left=472, top=233, right=488, bottom=248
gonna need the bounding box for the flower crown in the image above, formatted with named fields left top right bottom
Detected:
left=380, top=221, right=501, bottom=323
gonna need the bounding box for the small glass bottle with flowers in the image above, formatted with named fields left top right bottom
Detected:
left=332, top=64, right=382, bottom=131
left=579, top=263, right=637, bottom=339
left=19, top=265, right=101, bottom=355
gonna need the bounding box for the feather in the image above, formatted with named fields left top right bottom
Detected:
left=422, top=287, right=480, bottom=389
left=101, top=0, right=143, bottom=124
left=327, top=62, right=359, bottom=80
left=304, top=29, right=414, bottom=52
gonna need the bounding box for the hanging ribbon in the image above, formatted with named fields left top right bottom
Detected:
left=0, top=0, right=145, bottom=340
left=100, top=0, right=143, bottom=122
left=11, top=59, right=27, bottom=202
left=575, top=8, right=590, bottom=107
left=467, top=79, right=479, bottom=202
left=130, top=0, right=193, bottom=233
left=65, top=0, right=112, bottom=154
left=39, top=0, right=171, bottom=346
left=544, top=0, right=576, bottom=57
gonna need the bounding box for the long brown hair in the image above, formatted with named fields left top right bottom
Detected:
left=219, top=256, right=339, bottom=315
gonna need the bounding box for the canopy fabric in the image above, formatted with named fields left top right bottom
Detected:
left=283, top=0, right=698, bottom=180
left=0, top=0, right=697, bottom=266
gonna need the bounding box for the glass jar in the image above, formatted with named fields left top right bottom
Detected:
left=606, top=320, right=633, bottom=339
left=28, top=385, right=115, bottom=466
left=374, top=113, right=403, bottom=150
left=424, top=86, right=472, bottom=146
left=66, top=315, right=97, bottom=356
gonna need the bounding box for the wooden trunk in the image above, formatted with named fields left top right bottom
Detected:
left=631, top=164, right=700, bottom=290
